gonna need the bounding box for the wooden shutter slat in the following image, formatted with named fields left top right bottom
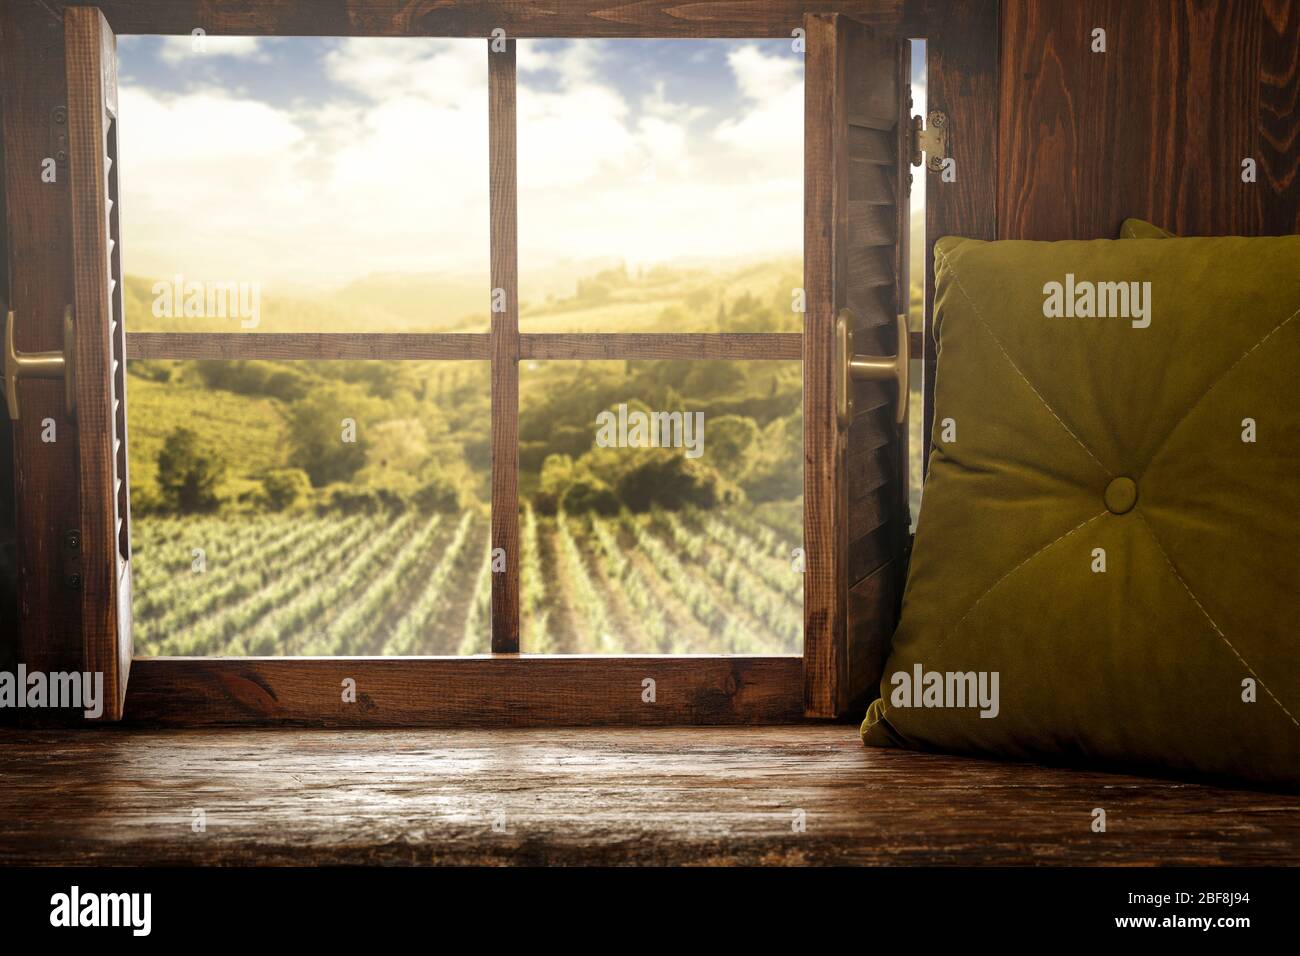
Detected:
left=849, top=203, right=898, bottom=247
left=847, top=163, right=895, bottom=203
left=847, top=126, right=897, bottom=166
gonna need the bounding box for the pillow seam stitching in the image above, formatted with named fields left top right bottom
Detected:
left=923, top=509, right=1108, bottom=662
left=934, top=246, right=1112, bottom=479
left=1138, top=302, right=1300, bottom=480
left=1134, top=510, right=1299, bottom=730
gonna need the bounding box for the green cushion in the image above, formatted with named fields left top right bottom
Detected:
left=862, top=232, right=1300, bottom=786
left=1119, top=218, right=1175, bottom=239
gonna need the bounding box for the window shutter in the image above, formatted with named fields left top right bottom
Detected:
left=66, top=6, right=133, bottom=719
left=804, top=13, right=911, bottom=717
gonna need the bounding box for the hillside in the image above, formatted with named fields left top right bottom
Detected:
left=124, top=255, right=815, bottom=657
left=126, top=364, right=291, bottom=506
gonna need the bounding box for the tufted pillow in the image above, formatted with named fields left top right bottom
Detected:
left=862, top=232, right=1300, bottom=786
left=1119, top=218, right=1175, bottom=239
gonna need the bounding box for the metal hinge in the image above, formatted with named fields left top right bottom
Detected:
left=910, top=109, right=949, bottom=171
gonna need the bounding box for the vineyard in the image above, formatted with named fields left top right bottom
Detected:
left=132, top=501, right=803, bottom=656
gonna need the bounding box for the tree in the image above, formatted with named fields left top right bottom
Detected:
left=287, top=382, right=377, bottom=487
left=706, top=415, right=761, bottom=481
left=560, top=476, right=620, bottom=516
left=261, top=468, right=312, bottom=511
left=156, top=427, right=226, bottom=513
left=614, top=450, right=737, bottom=512
left=534, top=454, right=577, bottom=515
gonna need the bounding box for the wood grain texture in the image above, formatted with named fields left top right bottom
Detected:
left=128, top=332, right=801, bottom=362
left=1, top=1, right=85, bottom=680
left=804, top=14, right=911, bottom=719
left=32, top=1, right=912, bottom=38
left=0, top=73, right=13, bottom=663
left=1257, top=0, right=1300, bottom=233
left=127, top=331, right=492, bottom=360
left=801, top=13, right=844, bottom=719
left=66, top=7, right=130, bottom=720
left=998, top=0, right=1298, bottom=239
left=846, top=560, right=895, bottom=708
left=923, top=0, right=999, bottom=474
left=0, top=725, right=1295, bottom=865
left=843, top=24, right=908, bottom=650
left=489, top=39, right=519, bottom=653
left=120, top=656, right=804, bottom=727
left=520, top=332, right=802, bottom=361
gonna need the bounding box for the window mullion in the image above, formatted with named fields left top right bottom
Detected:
left=488, top=38, right=520, bottom=653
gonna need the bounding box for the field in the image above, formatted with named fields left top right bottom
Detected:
left=131, top=501, right=803, bottom=656
left=119, top=253, right=940, bottom=657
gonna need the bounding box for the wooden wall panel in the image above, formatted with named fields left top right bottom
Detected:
left=999, top=0, right=1299, bottom=239
left=1258, top=0, right=1300, bottom=233
left=921, top=0, right=1000, bottom=469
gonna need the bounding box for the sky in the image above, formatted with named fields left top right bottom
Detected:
left=117, top=35, right=923, bottom=291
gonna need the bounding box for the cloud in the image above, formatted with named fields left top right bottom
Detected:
left=323, top=38, right=486, bottom=107
left=119, top=39, right=810, bottom=290
left=158, top=35, right=267, bottom=64
left=516, top=41, right=803, bottom=281
left=120, top=40, right=490, bottom=288
left=728, top=45, right=803, bottom=103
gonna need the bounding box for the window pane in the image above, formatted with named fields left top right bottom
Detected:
left=117, top=37, right=490, bottom=333
left=520, top=360, right=803, bottom=654
left=517, top=39, right=802, bottom=333
left=127, top=360, right=490, bottom=655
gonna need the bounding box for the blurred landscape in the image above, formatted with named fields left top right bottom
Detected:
left=127, top=257, right=807, bottom=656
left=119, top=34, right=926, bottom=656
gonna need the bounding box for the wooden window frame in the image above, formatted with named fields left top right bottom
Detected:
left=12, top=0, right=998, bottom=727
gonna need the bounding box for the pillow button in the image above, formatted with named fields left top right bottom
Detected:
left=1104, top=477, right=1138, bottom=515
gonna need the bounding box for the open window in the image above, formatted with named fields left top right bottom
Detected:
left=1, top=3, right=989, bottom=726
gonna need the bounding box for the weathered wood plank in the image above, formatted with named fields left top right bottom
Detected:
left=0, top=725, right=1295, bottom=865
left=801, top=13, right=844, bottom=718
left=33, top=1, right=911, bottom=38
left=120, top=656, right=805, bottom=727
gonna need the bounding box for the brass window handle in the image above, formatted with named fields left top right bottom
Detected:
left=837, top=309, right=909, bottom=427
left=2, top=306, right=77, bottom=421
